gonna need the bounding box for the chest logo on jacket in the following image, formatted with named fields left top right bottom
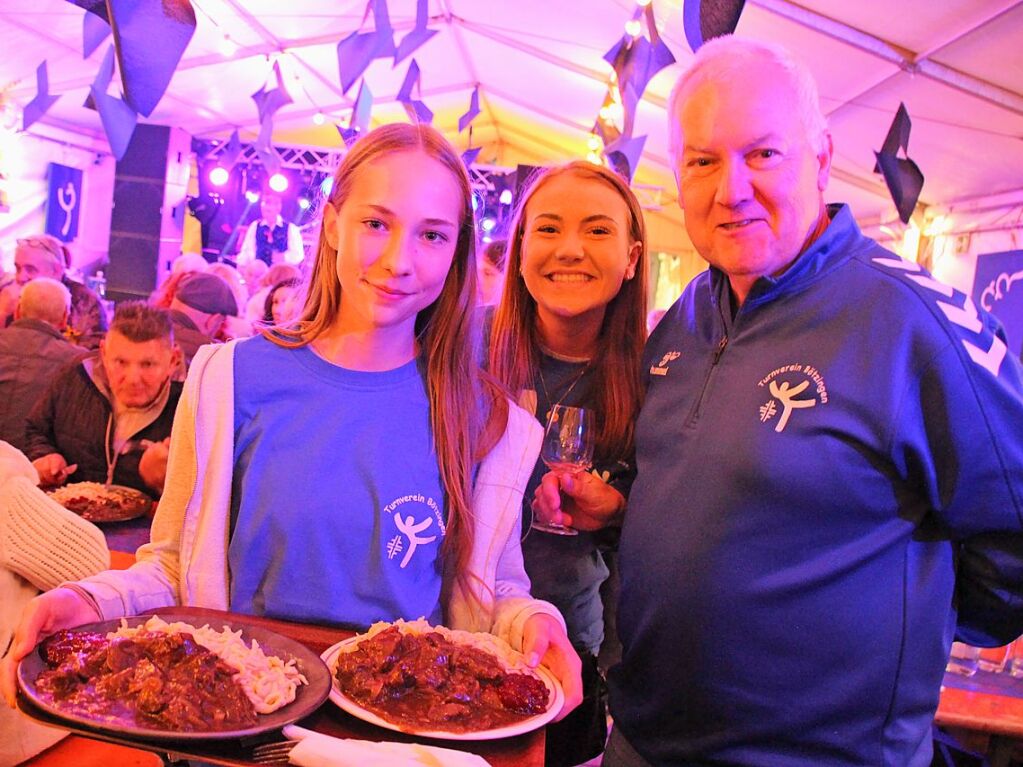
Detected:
left=650, top=350, right=680, bottom=376
left=757, top=363, right=829, bottom=433
left=383, top=494, right=445, bottom=568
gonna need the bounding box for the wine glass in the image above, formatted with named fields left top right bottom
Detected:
left=532, top=405, right=594, bottom=536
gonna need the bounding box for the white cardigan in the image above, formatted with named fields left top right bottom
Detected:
left=77, top=340, right=563, bottom=651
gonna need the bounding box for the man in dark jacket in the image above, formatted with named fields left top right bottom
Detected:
left=0, top=279, right=86, bottom=451
left=24, top=302, right=182, bottom=496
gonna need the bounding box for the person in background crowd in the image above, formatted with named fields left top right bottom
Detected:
left=151, top=252, right=210, bottom=309
left=0, top=235, right=107, bottom=348
left=205, top=261, right=253, bottom=340
left=238, top=258, right=269, bottom=298
left=170, top=251, right=209, bottom=277
left=477, top=238, right=507, bottom=306
left=490, top=161, right=647, bottom=767
left=246, top=262, right=302, bottom=325
left=206, top=262, right=248, bottom=319
left=0, top=279, right=87, bottom=452
left=1, top=123, right=583, bottom=719
left=235, top=191, right=304, bottom=267
left=533, top=36, right=1023, bottom=767
left=0, top=442, right=109, bottom=767
left=22, top=302, right=182, bottom=498
left=168, top=272, right=238, bottom=368
left=261, top=277, right=304, bottom=328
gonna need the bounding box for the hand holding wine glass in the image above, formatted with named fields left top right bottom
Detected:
left=532, top=405, right=594, bottom=535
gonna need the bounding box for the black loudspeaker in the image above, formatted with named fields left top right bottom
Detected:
left=108, top=125, right=191, bottom=299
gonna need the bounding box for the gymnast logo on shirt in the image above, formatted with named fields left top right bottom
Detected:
left=756, top=363, right=829, bottom=433
left=383, top=494, right=445, bottom=569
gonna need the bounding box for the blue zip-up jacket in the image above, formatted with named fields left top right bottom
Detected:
left=609, top=204, right=1023, bottom=767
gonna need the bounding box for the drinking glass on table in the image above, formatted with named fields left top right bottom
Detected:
left=532, top=405, right=594, bottom=536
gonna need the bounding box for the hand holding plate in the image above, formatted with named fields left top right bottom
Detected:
left=1, top=587, right=100, bottom=707
left=520, top=612, right=582, bottom=722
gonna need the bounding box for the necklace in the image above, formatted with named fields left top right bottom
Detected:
left=536, top=360, right=590, bottom=423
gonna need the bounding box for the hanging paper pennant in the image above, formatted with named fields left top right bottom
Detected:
left=603, top=134, right=647, bottom=182
left=683, top=0, right=746, bottom=53
left=873, top=102, right=924, bottom=224
left=91, top=87, right=137, bottom=160
left=106, top=0, right=196, bottom=117
left=251, top=60, right=293, bottom=124
left=395, top=0, right=437, bottom=65
left=220, top=129, right=244, bottom=168
left=397, top=60, right=433, bottom=125
left=83, top=44, right=115, bottom=111
left=23, top=61, right=61, bottom=131
left=253, top=114, right=281, bottom=174
left=458, top=86, right=480, bottom=133
left=337, top=80, right=373, bottom=147
left=351, top=79, right=373, bottom=134
left=83, top=10, right=111, bottom=58
left=603, top=8, right=675, bottom=107
left=65, top=0, right=107, bottom=22
left=461, top=146, right=483, bottom=167
left=336, top=0, right=396, bottom=94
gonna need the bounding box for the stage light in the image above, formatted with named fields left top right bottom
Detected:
left=298, top=197, right=311, bottom=210
left=313, top=111, right=325, bottom=126
left=471, top=189, right=485, bottom=213
left=320, top=176, right=334, bottom=196
left=245, top=190, right=260, bottom=203
left=208, top=166, right=229, bottom=186
left=481, top=217, right=496, bottom=232
left=587, top=151, right=603, bottom=165
left=482, top=235, right=492, bottom=244
left=499, top=189, right=513, bottom=205
left=587, top=134, right=602, bottom=152
left=624, top=19, right=641, bottom=37
left=268, top=173, right=288, bottom=192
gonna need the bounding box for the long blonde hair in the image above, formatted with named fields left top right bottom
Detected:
left=269, top=123, right=508, bottom=618
left=490, top=161, right=648, bottom=461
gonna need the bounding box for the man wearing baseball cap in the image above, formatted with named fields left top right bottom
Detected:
left=168, top=272, right=239, bottom=369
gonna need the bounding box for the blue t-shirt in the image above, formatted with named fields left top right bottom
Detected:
left=228, top=336, right=446, bottom=627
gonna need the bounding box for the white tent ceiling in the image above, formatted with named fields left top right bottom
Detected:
left=2, top=0, right=1022, bottom=255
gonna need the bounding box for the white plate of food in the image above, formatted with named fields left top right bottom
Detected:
left=47, top=482, right=154, bottom=523
left=322, top=618, right=563, bottom=741
left=18, top=613, right=331, bottom=740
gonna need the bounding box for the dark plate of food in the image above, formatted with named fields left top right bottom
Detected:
left=47, top=483, right=153, bottom=523
left=17, top=614, right=331, bottom=740
left=322, top=618, right=563, bottom=740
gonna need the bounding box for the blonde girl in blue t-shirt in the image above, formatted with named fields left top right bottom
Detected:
left=2, top=124, right=583, bottom=719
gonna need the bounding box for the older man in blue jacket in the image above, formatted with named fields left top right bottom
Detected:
left=536, top=36, right=1023, bottom=767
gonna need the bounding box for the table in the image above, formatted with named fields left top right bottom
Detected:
left=936, top=670, right=1023, bottom=767
left=18, top=606, right=545, bottom=767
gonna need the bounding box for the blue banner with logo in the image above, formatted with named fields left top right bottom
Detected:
left=45, top=162, right=83, bottom=243
left=972, top=250, right=1023, bottom=360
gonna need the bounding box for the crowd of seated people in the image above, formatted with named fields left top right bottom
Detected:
left=0, top=243, right=309, bottom=507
